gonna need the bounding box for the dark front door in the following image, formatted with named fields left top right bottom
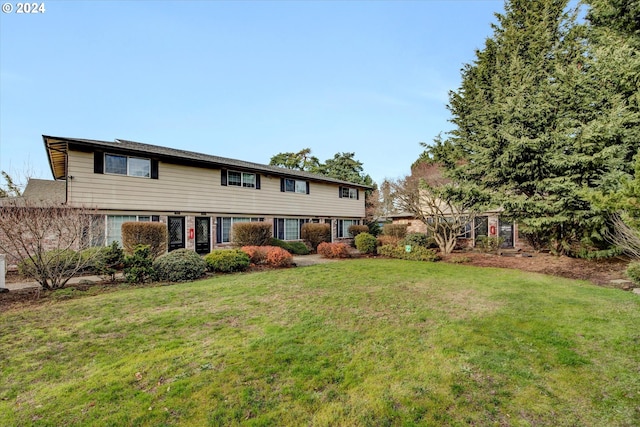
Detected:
left=499, top=219, right=514, bottom=248
left=168, top=216, right=185, bottom=252
left=195, top=217, right=210, bottom=255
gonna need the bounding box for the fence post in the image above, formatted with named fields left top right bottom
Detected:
left=0, top=254, right=7, bottom=293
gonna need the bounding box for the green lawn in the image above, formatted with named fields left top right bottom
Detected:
left=1, top=259, right=639, bottom=426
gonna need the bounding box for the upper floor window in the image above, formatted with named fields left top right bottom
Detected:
left=282, top=178, right=309, bottom=194
left=105, top=154, right=151, bottom=178
left=339, top=186, right=359, bottom=199
left=221, top=169, right=260, bottom=189
left=228, top=171, right=256, bottom=188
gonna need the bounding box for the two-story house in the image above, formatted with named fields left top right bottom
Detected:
left=42, top=135, right=370, bottom=254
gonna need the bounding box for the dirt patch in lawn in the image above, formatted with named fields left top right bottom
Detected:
left=441, top=251, right=631, bottom=288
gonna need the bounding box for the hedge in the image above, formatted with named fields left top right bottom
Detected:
left=382, top=223, right=408, bottom=238
left=317, top=242, right=350, bottom=259
left=377, top=244, right=439, bottom=262
left=153, top=249, right=207, bottom=282
left=122, top=222, right=167, bottom=259
left=204, top=249, right=250, bottom=273
left=354, top=232, right=377, bottom=254
left=232, top=222, right=273, bottom=247
left=301, top=223, right=331, bottom=251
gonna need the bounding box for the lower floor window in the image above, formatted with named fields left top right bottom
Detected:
left=217, top=217, right=263, bottom=243
left=105, top=215, right=157, bottom=245
left=337, top=219, right=360, bottom=238
left=274, top=218, right=309, bottom=240
left=106, top=215, right=138, bottom=245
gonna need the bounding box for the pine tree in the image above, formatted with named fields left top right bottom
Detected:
left=438, top=0, right=639, bottom=254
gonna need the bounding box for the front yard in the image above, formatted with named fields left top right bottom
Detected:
left=1, top=259, right=638, bottom=426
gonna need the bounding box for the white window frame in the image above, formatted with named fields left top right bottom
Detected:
left=337, top=219, right=360, bottom=238
left=227, top=170, right=256, bottom=188
left=106, top=215, right=152, bottom=245
left=219, top=217, right=262, bottom=243
left=105, top=154, right=151, bottom=178
left=284, top=178, right=307, bottom=194
left=341, top=187, right=358, bottom=199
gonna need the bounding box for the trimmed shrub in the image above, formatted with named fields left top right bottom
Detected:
left=18, top=249, right=80, bottom=278
left=270, top=238, right=311, bottom=255
left=265, top=246, right=293, bottom=267
left=355, top=232, right=378, bottom=254
left=204, top=249, right=250, bottom=273
left=400, top=233, right=430, bottom=248
left=301, top=223, right=331, bottom=251
left=317, top=242, right=350, bottom=259
left=383, top=223, right=408, bottom=238
left=232, top=222, right=273, bottom=247
left=154, top=249, right=207, bottom=282
left=348, top=225, right=369, bottom=238
left=627, top=261, right=640, bottom=286
left=241, top=246, right=268, bottom=264
left=377, top=244, right=440, bottom=262
left=122, top=222, right=167, bottom=259
left=123, top=245, right=155, bottom=284
left=241, top=245, right=294, bottom=267
left=377, top=235, right=401, bottom=247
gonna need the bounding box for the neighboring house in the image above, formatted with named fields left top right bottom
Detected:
left=41, top=135, right=370, bottom=254
left=389, top=211, right=521, bottom=249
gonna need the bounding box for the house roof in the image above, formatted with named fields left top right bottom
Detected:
left=43, top=135, right=372, bottom=189
left=22, top=179, right=66, bottom=203
left=0, top=179, right=65, bottom=207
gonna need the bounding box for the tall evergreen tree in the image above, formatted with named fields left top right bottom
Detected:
left=437, top=0, right=638, bottom=254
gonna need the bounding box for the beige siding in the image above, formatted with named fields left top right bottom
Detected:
left=67, top=151, right=364, bottom=217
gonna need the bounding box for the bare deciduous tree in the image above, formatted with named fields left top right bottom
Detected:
left=391, top=163, right=488, bottom=255
left=0, top=198, right=103, bottom=290
left=604, top=214, right=640, bottom=259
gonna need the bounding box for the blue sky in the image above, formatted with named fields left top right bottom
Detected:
left=0, top=0, right=502, bottom=187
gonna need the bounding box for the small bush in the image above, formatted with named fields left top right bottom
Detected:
left=18, top=249, right=81, bottom=278
left=377, top=235, right=400, bottom=247
left=377, top=244, right=439, bottom=262
left=383, top=224, right=408, bottom=239
left=301, top=223, right=331, bottom=251
left=154, top=249, right=207, bottom=282
left=122, top=222, right=167, bottom=259
left=317, top=242, right=350, bottom=259
left=241, top=245, right=294, bottom=267
left=270, top=238, right=311, bottom=255
left=265, top=246, right=294, bottom=267
left=627, top=261, right=640, bottom=286
left=400, top=233, right=430, bottom=248
left=476, top=236, right=505, bottom=253
left=204, top=249, right=250, bottom=273
left=355, top=232, right=378, bottom=254
left=82, top=241, right=124, bottom=281
left=78, top=247, right=104, bottom=273
left=348, top=225, right=369, bottom=238
left=123, top=245, right=155, bottom=284
left=366, top=221, right=382, bottom=237
left=232, top=222, right=273, bottom=247
left=241, top=246, right=268, bottom=264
